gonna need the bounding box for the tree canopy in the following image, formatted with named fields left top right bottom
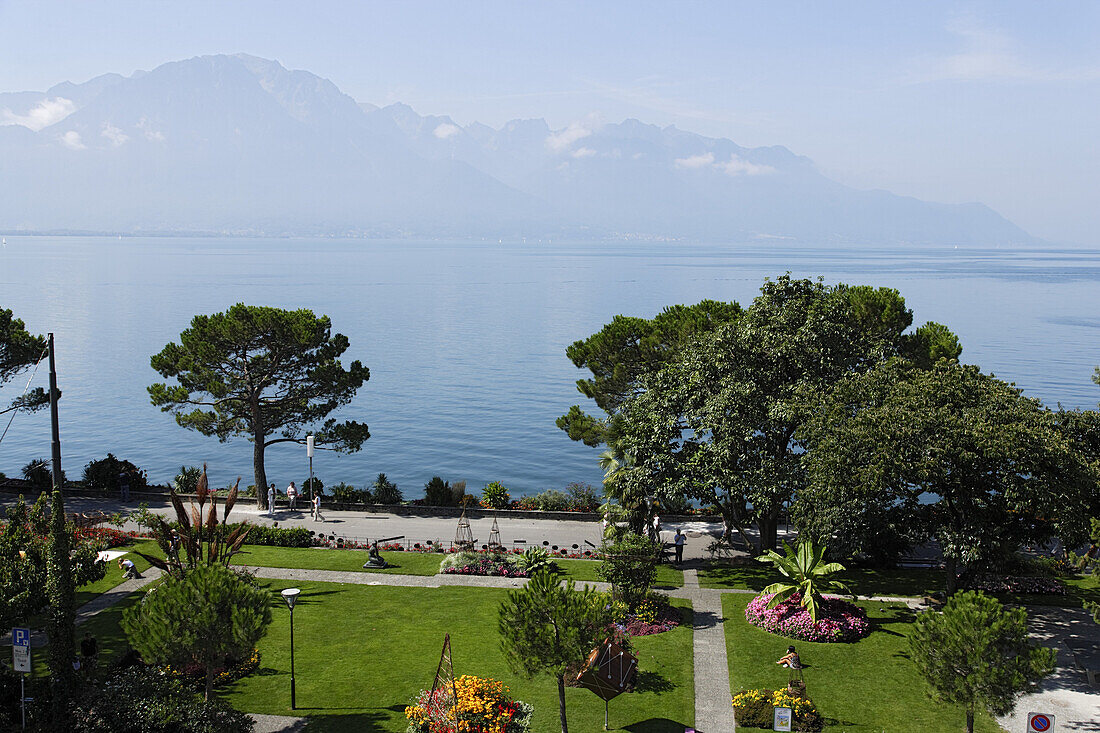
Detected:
left=557, top=300, right=742, bottom=447
left=0, top=306, right=48, bottom=414
left=148, top=304, right=370, bottom=499
left=909, top=591, right=1055, bottom=733
left=121, top=564, right=272, bottom=700
left=612, top=276, right=960, bottom=552
left=800, top=360, right=1099, bottom=590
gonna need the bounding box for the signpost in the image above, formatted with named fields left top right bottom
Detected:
left=773, top=706, right=793, bottom=732
left=12, top=628, right=30, bottom=729
left=1027, top=712, right=1054, bottom=733
left=306, top=435, right=315, bottom=501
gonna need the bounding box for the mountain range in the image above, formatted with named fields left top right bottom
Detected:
left=0, top=54, right=1036, bottom=244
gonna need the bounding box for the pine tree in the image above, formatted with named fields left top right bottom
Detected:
left=498, top=571, right=609, bottom=733
left=909, top=591, right=1055, bottom=733
left=121, top=564, right=272, bottom=700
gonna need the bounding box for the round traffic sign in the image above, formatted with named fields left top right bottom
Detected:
left=1030, top=713, right=1052, bottom=732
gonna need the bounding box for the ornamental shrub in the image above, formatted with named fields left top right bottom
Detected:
left=372, top=473, right=403, bottom=504
left=565, top=482, right=601, bottom=511
left=68, top=667, right=253, bottom=733
left=481, top=481, right=511, bottom=509
left=22, top=458, right=64, bottom=489
left=405, top=674, right=532, bottom=733
left=82, top=453, right=148, bottom=493
left=745, top=592, right=870, bottom=643
left=598, top=532, right=661, bottom=610
left=223, top=523, right=314, bottom=548
left=330, top=482, right=368, bottom=504
left=440, top=551, right=528, bottom=578
left=424, top=476, right=453, bottom=506
left=533, top=489, right=570, bottom=511
left=732, top=688, right=823, bottom=731
left=173, top=465, right=202, bottom=494
left=301, top=476, right=324, bottom=494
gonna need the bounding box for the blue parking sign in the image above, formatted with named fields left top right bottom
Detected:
left=12, top=628, right=29, bottom=648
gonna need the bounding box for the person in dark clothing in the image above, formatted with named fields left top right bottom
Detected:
left=119, top=469, right=131, bottom=501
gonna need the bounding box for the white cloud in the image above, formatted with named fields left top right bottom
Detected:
left=674, top=152, right=714, bottom=169
left=101, top=123, right=129, bottom=147
left=913, top=13, right=1100, bottom=83
left=571, top=147, right=596, bottom=158
left=59, top=131, right=85, bottom=150
left=433, top=122, right=460, bottom=139
left=1, top=97, right=76, bottom=131
left=137, top=117, right=165, bottom=142
left=545, top=121, right=592, bottom=153
left=718, top=154, right=774, bottom=176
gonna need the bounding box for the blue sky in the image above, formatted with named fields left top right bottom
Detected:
left=1, top=0, right=1097, bottom=243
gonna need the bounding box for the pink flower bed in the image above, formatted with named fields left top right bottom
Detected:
left=614, top=607, right=682, bottom=636
left=745, top=592, right=870, bottom=643
left=441, top=558, right=529, bottom=578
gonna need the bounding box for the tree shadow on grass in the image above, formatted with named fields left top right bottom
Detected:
left=823, top=717, right=858, bottom=727
left=623, top=717, right=692, bottom=732
left=867, top=605, right=915, bottom=638
left=286, top=711, right=392, bottom=732
left=633, top=669, right=674, bottom=693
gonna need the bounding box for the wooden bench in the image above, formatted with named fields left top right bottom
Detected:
left=1063, top=638, right=1099, bottom=686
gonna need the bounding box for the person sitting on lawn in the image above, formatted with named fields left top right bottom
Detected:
left=777, top=645, right=803, bottom=681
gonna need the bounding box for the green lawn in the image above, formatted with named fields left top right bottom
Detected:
left=700, top=563, right=945, bottom=598
left=722, top=593, right=1002, bottom=732
left=131, top=540, right=685, bottom=587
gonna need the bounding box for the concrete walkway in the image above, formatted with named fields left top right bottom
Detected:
left=683, top=568, right=738, bottom=732
left=76, top=568, right=162, bottom=626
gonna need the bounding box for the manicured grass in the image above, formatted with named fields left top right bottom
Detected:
left=557, top=558, right=684, bottom=588
left=722, top=593, right=1002, bottom=732
left=700, top=563, right=946, bottom=597
left=230, top=581, right=694, bottom=732
left=131, top=540, right=685, bottom=586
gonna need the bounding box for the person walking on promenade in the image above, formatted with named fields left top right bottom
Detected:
left=287, top=481, right=298, bottom=510
left=312, top=491, right=324, bottom=522
left=674, top=528, right=686, bottom=565
left=267, top=483, right=277, bottom=517
left=119, top=469, right=131, bottom=501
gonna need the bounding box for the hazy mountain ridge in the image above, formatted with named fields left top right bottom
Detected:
left=0, top=54, right=1036, bottom=244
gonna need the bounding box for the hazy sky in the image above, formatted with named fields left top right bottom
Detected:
left=1, top=0, right=1097, bottom=244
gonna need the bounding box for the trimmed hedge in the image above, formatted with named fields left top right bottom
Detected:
left=225, top=523, right=315, bottom=548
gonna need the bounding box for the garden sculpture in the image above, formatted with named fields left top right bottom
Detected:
left=454, top=506, right=474, bottom=551
left=575, top=636, right=638, bottom=729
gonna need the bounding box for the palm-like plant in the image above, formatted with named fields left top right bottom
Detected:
left=757, top=540, right=850, bottom=621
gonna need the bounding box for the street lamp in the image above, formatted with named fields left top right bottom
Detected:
left=306, top=435, right=315, bottom=501
left=280, top=588, right=301, bottom=709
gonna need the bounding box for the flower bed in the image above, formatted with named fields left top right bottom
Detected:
left=745, top=592, right=869, bottom=643
left=732, top=688, right=823, bottom=731
left=74, top=527, right=142, bottom=548
left=440, top=553, right=529, bottom=578
left=164, top=648, right=261, bottom=689
left=964, top=573, right=1066, bottom=595
left=406, top=674, right=532, bottom=733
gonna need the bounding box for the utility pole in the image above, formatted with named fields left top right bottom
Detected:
left=48, top=333, right=62, bottom=489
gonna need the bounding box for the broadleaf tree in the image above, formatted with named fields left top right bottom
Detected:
left=149, top=304, right=369, bottom=504
left=613, top=276, right=960, bottom=552
left=800, top=360, right=1099, bottom=592
left=0, top=306, right=48, bottom=414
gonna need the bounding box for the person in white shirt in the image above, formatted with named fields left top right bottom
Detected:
left=312, top=491, right=323, bottom=522
left=287, top=482, right=298, bottom=510
left=267, top=483, right=277, bottom=516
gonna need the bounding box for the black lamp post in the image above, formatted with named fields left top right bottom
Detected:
left=280, top=588, right=301, bottom=709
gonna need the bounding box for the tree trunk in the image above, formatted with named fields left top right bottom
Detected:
left=253, top=436, right=268, bottom=508
left=945, top=556, right=958, bottom=596
left=205, top=665, right=215, bottom=702
left=756, top=510, right=780, bottom=554
left=557, top=673, right=569, bottom=733
left=965, top=705, right=974, bottom=733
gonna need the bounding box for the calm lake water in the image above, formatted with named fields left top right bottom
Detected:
left=1, top=236, right=1099, bottom=496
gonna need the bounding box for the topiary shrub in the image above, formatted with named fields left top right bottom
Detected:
left=225, top=523, right=314, bottom=548
left=481, top=481, right=511, bottom=509
left=82, top=454, right=147, bottom=493
left=598, top=533, right=661, bottom=610
left=372, top=473, right=402, bottom=504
